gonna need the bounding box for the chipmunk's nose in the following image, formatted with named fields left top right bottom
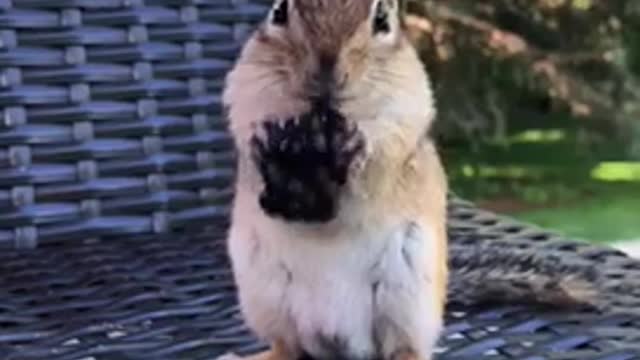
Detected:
left=311, top=53, right=337, bottom=107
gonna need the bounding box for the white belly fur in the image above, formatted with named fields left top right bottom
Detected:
left=227, top=191, right=443, bottom=359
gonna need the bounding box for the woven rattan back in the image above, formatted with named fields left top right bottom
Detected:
left=0, top=1, right=272, bottom=249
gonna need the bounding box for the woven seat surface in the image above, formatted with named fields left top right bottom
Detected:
left=1, top=1, right=640, bottom=359
left=2, top=200, right=640, bottom=360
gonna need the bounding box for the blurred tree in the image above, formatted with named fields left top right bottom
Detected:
left=403, top=0, right=640, bottom=159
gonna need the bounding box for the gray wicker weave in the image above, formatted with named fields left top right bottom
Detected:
left=0, top=1, right=639, bottom=359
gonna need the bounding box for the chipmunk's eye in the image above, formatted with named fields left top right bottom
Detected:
left=372, top=0, right=391, bottom=34
left=271, top=0, right=288, bottom=26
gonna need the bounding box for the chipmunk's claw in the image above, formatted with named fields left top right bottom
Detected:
left=251, top=107, right=365, bottom=223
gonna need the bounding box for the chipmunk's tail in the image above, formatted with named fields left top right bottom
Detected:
left=447, top=241, right=606, bottom=311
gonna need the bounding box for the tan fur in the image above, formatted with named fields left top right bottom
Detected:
left=350, top=129, right=449, bottom=314
left=393, top=350, right=423, bottom=360
left=220, top=0, right=448, bottom=359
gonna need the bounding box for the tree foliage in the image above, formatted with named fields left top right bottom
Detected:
left=404, top=0, right=640, bottom=157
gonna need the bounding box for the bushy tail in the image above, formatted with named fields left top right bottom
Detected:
left=447, top=242, right=607, bottom=311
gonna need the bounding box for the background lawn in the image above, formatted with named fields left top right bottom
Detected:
left=514, top=184, right=640, bottom=243
left=444, top=129, right=640, bottom=245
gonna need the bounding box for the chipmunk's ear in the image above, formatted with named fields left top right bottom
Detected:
left=268, top=0, right=289, bottom=27
left=370, top=0, right=401, bottom=44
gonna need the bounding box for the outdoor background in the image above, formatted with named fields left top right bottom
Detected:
left=404, top=0, right=640, bottom=250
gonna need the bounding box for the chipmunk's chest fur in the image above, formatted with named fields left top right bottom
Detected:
left=227, top=189, right=440, bottom=359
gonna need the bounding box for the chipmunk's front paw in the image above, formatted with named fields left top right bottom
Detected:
left=250, top=108, right=365, bottom=223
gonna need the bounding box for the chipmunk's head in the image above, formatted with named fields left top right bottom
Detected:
left=224, top=0, right=435, bottom=152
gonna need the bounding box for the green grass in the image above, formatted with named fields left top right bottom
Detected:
left=443, top=126, right=640, bottom=244
left=513, top=186, right=640, bottom=243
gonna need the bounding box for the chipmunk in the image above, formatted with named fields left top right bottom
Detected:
left=218, top=1, right=605, bottom=359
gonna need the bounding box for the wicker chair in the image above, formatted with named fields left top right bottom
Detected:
left=1, top=1, right=639, bottom=359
